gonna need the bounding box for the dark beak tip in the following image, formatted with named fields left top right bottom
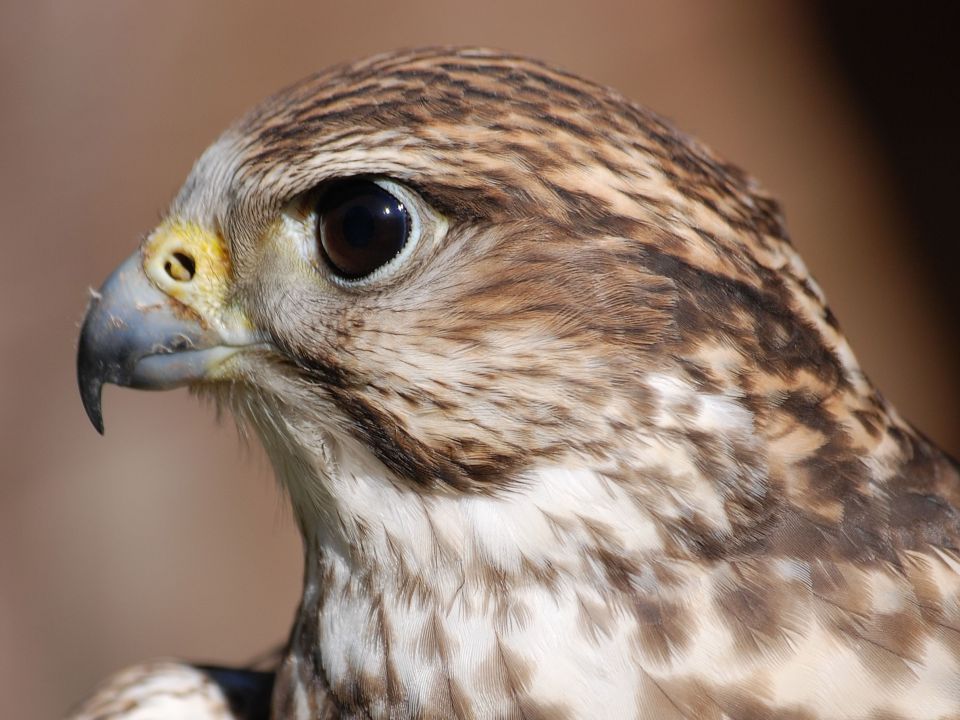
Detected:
left=77, top=319, right=106, bottom=435
left=84, top=395, right=106, bottom=435
left=78, top=365, right=106, bottom=435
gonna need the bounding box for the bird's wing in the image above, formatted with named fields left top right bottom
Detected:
left=65, top=662, right=274, bottom=720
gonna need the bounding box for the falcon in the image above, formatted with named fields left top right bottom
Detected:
left=73, top=47, right=960, bottom=720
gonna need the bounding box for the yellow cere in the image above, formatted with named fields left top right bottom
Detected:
left=142, top=220, right=238, bottom=326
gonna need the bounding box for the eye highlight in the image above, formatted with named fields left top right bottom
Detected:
left=315, top=179, right=410, bottom=280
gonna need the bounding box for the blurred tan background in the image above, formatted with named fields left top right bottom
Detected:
left=1, top=2, right=957, bottom=718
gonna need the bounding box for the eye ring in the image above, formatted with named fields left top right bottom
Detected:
left=315, top=178, right=411, bottom=281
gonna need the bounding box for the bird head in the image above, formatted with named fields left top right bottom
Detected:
left=78, top=47, right=888, bottom=555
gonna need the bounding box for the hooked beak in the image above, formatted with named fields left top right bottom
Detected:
left=77, top=225, right=262, bottom=434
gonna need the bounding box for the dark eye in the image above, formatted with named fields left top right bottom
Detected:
left=315, top=179, right=410, bottom=280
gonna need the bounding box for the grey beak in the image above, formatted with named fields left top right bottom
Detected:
left=77, top=252, right=233, bottom=434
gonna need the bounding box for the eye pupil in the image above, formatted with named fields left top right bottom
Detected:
left=342, top=206, right=375, bottom=248
left=316, top=179, right=410, bottom=279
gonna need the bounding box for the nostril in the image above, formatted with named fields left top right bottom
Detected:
left=164, top=251, right=196, bottom=282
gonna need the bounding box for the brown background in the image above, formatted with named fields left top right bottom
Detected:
left=1, top=2, right=957, bottom=718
